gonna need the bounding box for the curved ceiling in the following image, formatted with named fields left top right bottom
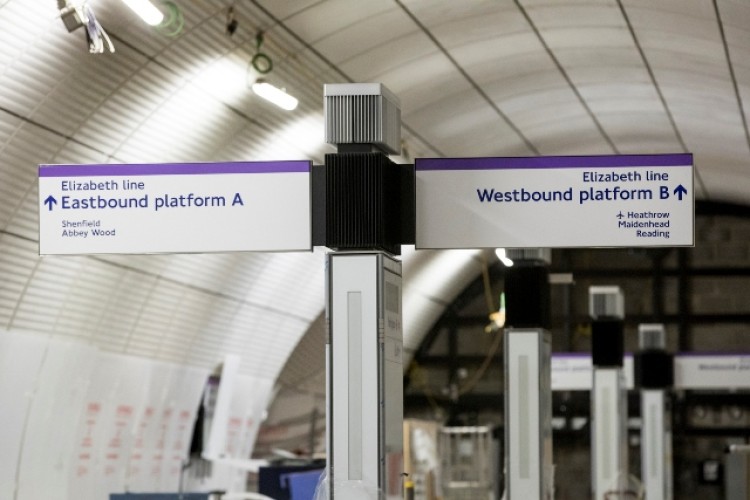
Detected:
left=1, top=0, right=749, bottom=455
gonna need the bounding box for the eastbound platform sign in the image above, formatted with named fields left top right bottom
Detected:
left=416, top=154, right=694, bottom=249
left=39, top=161, right=311, bottom=255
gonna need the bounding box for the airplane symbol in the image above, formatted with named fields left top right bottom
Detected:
left=616, top=211, right=624, bottom=219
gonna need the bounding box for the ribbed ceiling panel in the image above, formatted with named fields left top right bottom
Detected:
left=277, top=314, right=325, bottom=391
left=0, top=236, right=39, bottom=325
left=0, top=127, right=64, bottom=239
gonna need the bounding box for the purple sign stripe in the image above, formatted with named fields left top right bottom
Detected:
left=552, top=353, right=591, bottom=359
left=676, top=351, right=750, bottom=357
left=39, top=161, right=311, bottom=177
left=554, top=352, right=750, bottom=359
left=553, top=353, right=634, bottom=359
left=416, top=154, right=693, bottom=171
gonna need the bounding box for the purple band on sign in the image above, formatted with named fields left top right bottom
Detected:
left=415, top=154, right=693, bottom=171
left=552, top=353, right=594, bottom=359
left=39, top=161, right=311, bottom=177
left=675, top=352, right=750, bottom=357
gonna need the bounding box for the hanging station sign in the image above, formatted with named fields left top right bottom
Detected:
left=415, top=154, right=694, bottom=249
left=38, top=161, right=311, bottom=255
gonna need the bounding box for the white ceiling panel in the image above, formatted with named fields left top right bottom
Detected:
left=376, top=53, right=464, bottom=101
left=253, top=0, right=323, bottom=22
left=593, top=112, right=683, bottom=153
left=403, top=0, right=517, bottom=32
left=581, top=83, right=666, bottom=114
left=449, top=33, right=548, bottom=72
left=540, top=26, right=634, bottom=52
left=280, top=0, right=396, bottom=45
left=313, top=8, right=416, bottom=64
left=406, top=92, right=529, bottom=156
left=523, top=114, right=616, bottom=155
left=338, top=31, right=435, bottom=81
left=500, top=87, right=592, bottom=126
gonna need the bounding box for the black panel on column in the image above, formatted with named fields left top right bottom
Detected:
left=634, top=350, right=674, bottom=388
left=591, top=319, right=624, bottom=367
left=325, top=152, right=407, bottom=254
left=505, top=264, right=551, bottom=329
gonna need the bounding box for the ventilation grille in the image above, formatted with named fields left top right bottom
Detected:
left=325, top=152, right=401, bottom=253
left=324, top=84, right=401, bottom=155
left=588, top=286, right=624, bottom=319
left=638, top=323, right=666, bottom=350
left=506, top=248, right=551, bottom=264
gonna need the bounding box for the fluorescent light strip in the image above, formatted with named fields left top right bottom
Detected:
left=121, top=0, right=164, bottom=26
left=495, top=248, right=514, bottom=267
left=252, top=82, right=298, bottom=111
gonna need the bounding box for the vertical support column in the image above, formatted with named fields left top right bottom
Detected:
left=327, top=253, right=403, bottom=499
left=591, top=368, right=627, bottom=498
left=321, top=83, right=409, bottom=500
left=504, top=328, right=552, bottom=499
left=725, top=445, right=750, bottom=500
left=589, top=286, right=628, bottom=499
left=635, top=324, right=674, bottom=500
left=502, top=249, right=553, bottom=500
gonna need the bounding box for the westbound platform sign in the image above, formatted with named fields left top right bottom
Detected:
left=415, top=154, right=694, bottom=249
left=38, top=161, right=311, bottom=255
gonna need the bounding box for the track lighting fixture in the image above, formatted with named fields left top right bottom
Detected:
left=252, top=80, right=298, bottom=111
left=121, top=0, right=164, bottom=26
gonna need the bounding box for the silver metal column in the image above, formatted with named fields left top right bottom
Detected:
left=589, top=286, right=628, bottom=499
left=636, top=324, right=673, bottom=500
left=322, top=83, right=405, bottom=500
left=503, top=248, right=554, bottom=500
left=504, top=328, right=553, bottom=499
left=327, top=252, right=403, bottom=499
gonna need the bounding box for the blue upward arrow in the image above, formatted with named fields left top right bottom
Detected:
left=44, top=195, right=57, bottom=211
left=673, top=184, right=688, bottom=201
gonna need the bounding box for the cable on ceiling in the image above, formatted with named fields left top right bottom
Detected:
left=251, top=32, right=273, bottom=74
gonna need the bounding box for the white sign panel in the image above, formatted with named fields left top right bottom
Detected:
left=39, top=161, right=311, bottom=255
left=551, top=354, right=635, bottom=391
left=551, top=353, right=750, bottom=391
left=416, top=154, right=694, bottom=248
left=674, top=353, right=750, bottom=389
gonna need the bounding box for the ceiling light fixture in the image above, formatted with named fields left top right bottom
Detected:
left=495, top=248, right=514, bottom=267
left=121, top=0, right=164, bottom=26
left=252, top=81, right=298, bottom=111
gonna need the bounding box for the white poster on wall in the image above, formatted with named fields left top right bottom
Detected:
left=16, top=339, right=97, bottom=500
left=0, top=332, right=48, bottom=500
left=67, top=353, right=151, bottom=500
left=125, top=362, right=175, bottom=493
left=159, top=366, right=210, bottom=491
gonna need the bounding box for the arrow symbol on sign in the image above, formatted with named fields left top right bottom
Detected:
left=673, top=184, right=688, bottom=201
left=44, top=195, right=57, bottom=211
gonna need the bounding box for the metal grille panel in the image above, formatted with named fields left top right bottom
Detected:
left=324, top=85, right=401, bottom=154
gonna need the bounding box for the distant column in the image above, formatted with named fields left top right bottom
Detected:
left=589, top=286, right=628, bottom=499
